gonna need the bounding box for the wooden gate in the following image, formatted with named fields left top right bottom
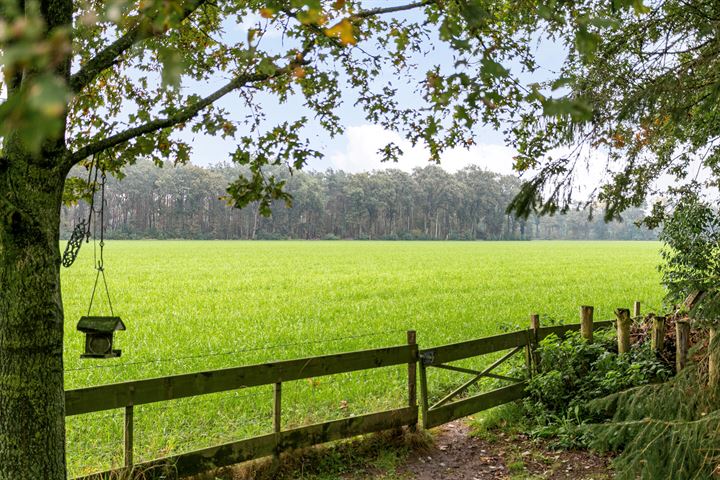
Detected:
left=418, top=331, right=530, bottom=429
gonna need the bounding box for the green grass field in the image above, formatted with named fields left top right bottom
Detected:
left=61, top=241, right=664, bottom=476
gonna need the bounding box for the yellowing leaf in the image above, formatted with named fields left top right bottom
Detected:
left=259, top=8, right=274, bottom=19
left=292, top=66, right=306, bottom=79
left=324, top=19, right=356, bottom=46
left=247, top=28, right=257, bottom=45
left=298, top=8, right=326, bottom=25
left=332, top=0, right=346, bottom=9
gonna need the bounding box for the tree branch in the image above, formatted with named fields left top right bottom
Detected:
left=66, top=0, right=435, bottom=165
left=67, top=57, right=307, bottom=166
left=69, top=0, right=206, bottom=93
left=353, top=0, right=436, bottom=19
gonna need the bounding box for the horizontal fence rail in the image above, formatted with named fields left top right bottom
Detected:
left=81, top=407, right=417, bottom=480
left=419, top=330, right=529, bottom=366
left=66, top=310, right=625, bottom=480
left=425, top=382, right=528, bottom=428
left=69, top=343, right=419, bottom=479
left=418, top=332, right=529, bottom=429
left=66, top=344, right=417, bottom=416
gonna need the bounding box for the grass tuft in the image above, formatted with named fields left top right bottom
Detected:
left=220, top=427, right=430, bottom=480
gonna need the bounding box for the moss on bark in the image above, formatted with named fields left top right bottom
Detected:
left=0, top=156, right=67, bottom=479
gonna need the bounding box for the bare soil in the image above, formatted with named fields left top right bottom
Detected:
left=225, top=420, right=613, bottom=480
left=397, top=421, right=612, bottom=480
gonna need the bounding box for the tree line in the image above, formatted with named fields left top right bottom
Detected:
left=61, top=160, right=656, bottom=241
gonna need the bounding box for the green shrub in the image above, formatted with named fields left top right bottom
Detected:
left=523, top=329, right=671, bottom=447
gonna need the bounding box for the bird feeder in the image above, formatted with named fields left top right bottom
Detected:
left=77, top=316, right=125, bottom=358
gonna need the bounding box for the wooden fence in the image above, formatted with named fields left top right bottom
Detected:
left=67, top=310, right=621, bottom=480
left=417, top=319, right=614, bottom=429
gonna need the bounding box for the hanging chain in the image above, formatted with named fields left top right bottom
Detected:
left=98, top=170, right=106, bottom=269
left=87, top=170, right=115, bottom=317
left=62, top=161, right=99, bottom=268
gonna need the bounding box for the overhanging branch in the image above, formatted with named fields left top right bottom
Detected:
left=69, top=0, right=207, bottom=94
left=67, top=57, right=307, bottom=166
left=66, top=0, right=436, bottom=165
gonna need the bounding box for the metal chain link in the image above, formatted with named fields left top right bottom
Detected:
left=87, top=170, right=115, bottom=316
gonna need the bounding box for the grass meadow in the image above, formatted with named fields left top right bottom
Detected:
left=61, top=241, right=664, bottom=476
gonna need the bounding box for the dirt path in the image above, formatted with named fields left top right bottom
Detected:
left=397, top=421, right=612, bottom=480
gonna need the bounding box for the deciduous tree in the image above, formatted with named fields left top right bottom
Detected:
left=0, top=0, right=556, bottom=477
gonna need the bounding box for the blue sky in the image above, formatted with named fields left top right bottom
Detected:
left=183, top=3, right=566, bottom=176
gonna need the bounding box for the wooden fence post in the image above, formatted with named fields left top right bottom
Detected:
left=124, top=405, right=134, bottom=469
left=407, top=330, right=417, bottom=431
left=418, top=359, right=429, bottom=430
left=676, top=320, right=690, bottom=372
left=633, top=301, right=641, bottom=319
left=274, top=383, right=282, bottom=433
left=529, top=314, right=540, bottom=374
left=651, top=315, right=665, bottom=353
left=709, top=327, right=720, bottom=390
left=615, top=308, right=631, bottom=354
left=580, top=306, right=594, bottom=343
left=273, top=382, right=282, bottom=463
left=707, top=326, right=720, bottom=391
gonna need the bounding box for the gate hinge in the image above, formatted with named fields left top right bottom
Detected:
left=419, top=350, right=435, bottom=366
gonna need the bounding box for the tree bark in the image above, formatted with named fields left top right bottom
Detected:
left=0, top=155, right=67, bottom=479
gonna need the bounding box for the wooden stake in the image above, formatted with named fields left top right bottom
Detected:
left=676, top=320, right=690, bottom=372
left=684, top=291, right=706, bottom=310
left=615, top=308, right=631, bottom=354
left=651, top=315, right=665, bottom=353
left=633, top=301, right=641, bottom=319
left=709, top=327, right=720, bottom=390
left=407, top=330, right=417, bottom=431
left=580, top=306, right=594, bottom=343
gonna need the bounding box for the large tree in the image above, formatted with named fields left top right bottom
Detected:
left=1, top=0, right=684, bottom=475
left=501, top=0, right=720, bottom=315
left=0, top=0, right=554, bottom=477
left=498, top=2, right=720, bottom=476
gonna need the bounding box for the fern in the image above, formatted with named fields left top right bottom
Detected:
left=585, top=365, right=720, bottom=479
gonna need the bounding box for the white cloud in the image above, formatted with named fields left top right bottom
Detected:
left=328, top=124, right=518, bottom=175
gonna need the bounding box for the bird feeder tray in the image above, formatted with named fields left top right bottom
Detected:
left=77, top=316, right=125, bottom=359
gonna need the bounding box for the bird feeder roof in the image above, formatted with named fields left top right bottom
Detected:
left=77, top=316, right=126, bottom=333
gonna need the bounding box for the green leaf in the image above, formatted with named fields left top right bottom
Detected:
left=574, top=29, right=601, bottom=61
left=541, top=97, right=593, bottom=121
left=481, top=57, right=509, bottom=78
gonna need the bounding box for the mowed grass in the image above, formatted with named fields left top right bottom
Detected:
left=61, top=241, right=664, bottom=476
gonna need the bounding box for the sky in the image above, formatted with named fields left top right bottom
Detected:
left=182, top=2, right=566, bottom=176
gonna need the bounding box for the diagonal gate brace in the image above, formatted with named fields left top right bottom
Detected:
left=432, top=363, right=523, bottom=383
left=430, top=345, right=524, bottom=410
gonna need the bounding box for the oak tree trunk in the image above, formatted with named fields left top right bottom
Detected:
left=0, top=153, right=67, bottom=479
